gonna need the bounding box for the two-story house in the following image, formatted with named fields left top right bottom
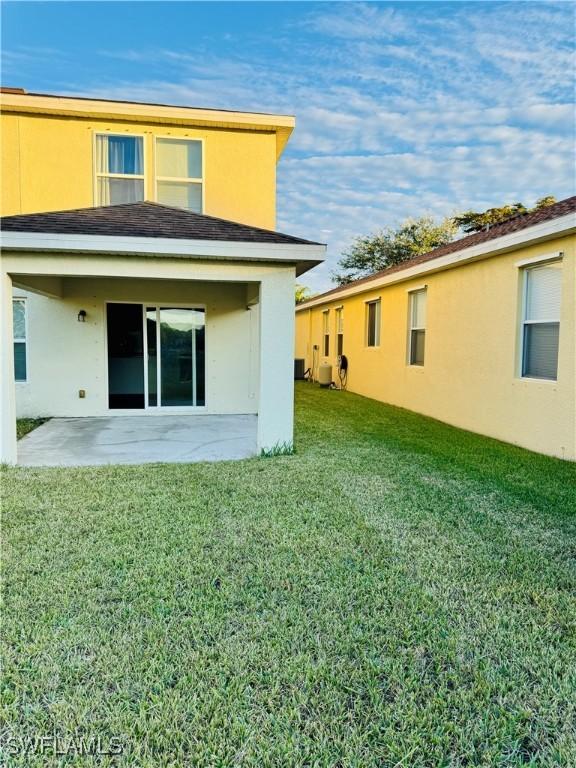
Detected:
left=0, top=88, right=325, bottom=465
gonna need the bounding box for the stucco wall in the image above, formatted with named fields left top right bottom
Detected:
left=1, top=252, right=298, bottom=461
left=295, top=235, right=576, bottom=460
left=0, top=113, right=277, bottom=228
left=13, top=278, right=260, bottom=418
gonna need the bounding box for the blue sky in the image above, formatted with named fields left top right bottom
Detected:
left=2, top=1, right=575, bottom=290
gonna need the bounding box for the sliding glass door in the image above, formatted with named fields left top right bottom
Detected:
left=108, top=303, right=205, bottom=409
left=148, top=306, right=205, bottom=407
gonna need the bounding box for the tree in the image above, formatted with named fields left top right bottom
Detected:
left=295, top=284, right=314, bottom=304
left=453, top=203, right=527, bottom=233
left=453, top=196, right=556, bottom=234
left=332, top=196, right=559, bottom=286
left=533, top=195, right=557, bottom=210
left=332, top=216, right=458, bottom=285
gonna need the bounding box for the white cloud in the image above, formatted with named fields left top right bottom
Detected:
left=305, top=3, right=410, bottom=40
left=277, top=128, right=575, bottom=290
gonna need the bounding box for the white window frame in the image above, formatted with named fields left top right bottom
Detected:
left=408, top=288, right=426, bottom=366
left=519, top=259, right=562, bottom=382
left=12, top=297, right=28, bottom=383
left=335, top=306, right=344, bottom=356
left=154, top=136, right=204, bottom=213
left=104, top=300, right=207, bottom=414
left=93, top=132, right=146, bottom=207
left=365, top=298, right=381, bottom=348
left=515, top=251, right=563, bottom=268
left=322, top=309, right=330, bottom=356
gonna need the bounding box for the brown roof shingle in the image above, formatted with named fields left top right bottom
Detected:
left=0, top=201, right=323, bottom=246
left=297, top=196, right=576, bottom=307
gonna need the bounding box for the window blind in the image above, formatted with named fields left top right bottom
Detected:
left=525, top=263, right=562, bottom=322
left=156, top=139, right=203, bottom=212
left=522, top=262, right=561, bottom=380
left=411, top=289, right=426, bottom=329
left=156, top=139, right=202, bottom=179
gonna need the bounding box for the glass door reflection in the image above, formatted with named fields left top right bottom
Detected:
left=152, top=307, right=205, bottom=407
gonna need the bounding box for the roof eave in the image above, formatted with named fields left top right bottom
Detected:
left=0, top=93, right=295, bottom=159
left=0, top=230, right=326, bottom=276
left=296, top=212, right=576, bottom=311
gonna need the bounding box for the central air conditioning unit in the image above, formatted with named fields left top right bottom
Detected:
left=294, top=359, right=306, bottom=380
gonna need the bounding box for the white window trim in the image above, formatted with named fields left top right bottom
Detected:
left=335, top=306, right=344, bottom=334
left=365, top=298, right=381, bottom=348
left=154, top=135, right=205, bottom=213
left=515, top=251, right=563, bottom=268
left=518, top=261, right=562, bottom=382
left=335, top=307, right=344, bottom=356
left=408, top=289, right=426, bottom=366
left=93, top=132, right=146, bottom=207
left=322, top=309, right=330, bottom=356
left=12, top=297, right=28, bottom=383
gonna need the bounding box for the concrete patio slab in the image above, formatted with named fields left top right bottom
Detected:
left=17, top=415, right=258, bottom=467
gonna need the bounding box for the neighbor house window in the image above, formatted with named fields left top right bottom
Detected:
left=521, top=261, right=562, bottom=380
left=156, top=138, right=203, bottom=212
left=335, top=307, right=344, bottom=356
left=322, top=310, right=330, bottom=356
left=13, top=299, right=27, bottom=381
left=366, top=299, right=381, bottom=347
left=409, top=289, right=426, bottom=365
left=95, top=134, right=144, bottom=205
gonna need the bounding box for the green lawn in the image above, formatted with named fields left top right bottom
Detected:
left=2, top=384, right=575, bottom=767
left=16, top=418, right=47, bottom=441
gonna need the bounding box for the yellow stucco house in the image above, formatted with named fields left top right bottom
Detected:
left=296, top=199, right=576, bottom=460
left=0, top=87, right=325, bottom=465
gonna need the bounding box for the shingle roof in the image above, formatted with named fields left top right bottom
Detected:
left=0, top=201, right=323, bottom=246
left=0, top=87, right=291, bottom=120
left=297, top=196, right=576, bottom=307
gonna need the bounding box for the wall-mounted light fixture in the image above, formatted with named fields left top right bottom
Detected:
left=77, top=310, right=87, bottom=323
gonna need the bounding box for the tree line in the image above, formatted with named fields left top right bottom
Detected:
left=295, top=196, right=558, bottom=301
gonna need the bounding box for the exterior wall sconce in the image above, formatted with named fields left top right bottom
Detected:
left=78, top=310, right=87, bottom=322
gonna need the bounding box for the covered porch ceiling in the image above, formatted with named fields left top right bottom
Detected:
left=9, top=274, right=261, bottom=308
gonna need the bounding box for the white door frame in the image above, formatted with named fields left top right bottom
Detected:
left=104, top=300, right=207, bottom=414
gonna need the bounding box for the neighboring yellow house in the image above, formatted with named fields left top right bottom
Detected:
left=0, top=87, right=325, bottom=465
left=296, top=198, right=576, bottom=460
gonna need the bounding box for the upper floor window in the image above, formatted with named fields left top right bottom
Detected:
left=521, top=261, right=561, bottom=380
left=95, top=134, right=144, bottom=206
left=322, top=310, right=330, bottom=356
left=13, top=299, right=27, bottom=382
left=335, top=307, right=344, bottom=356
left=409, top=289, right=426, bottom=365
left=366, top=299, right=381, bottom=347
left=156, top=138, right=203, bottom=213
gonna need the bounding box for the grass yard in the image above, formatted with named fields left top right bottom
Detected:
left=15, top=418, right=47, bottom=441
left=2, top=384, right=575, bottom=767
